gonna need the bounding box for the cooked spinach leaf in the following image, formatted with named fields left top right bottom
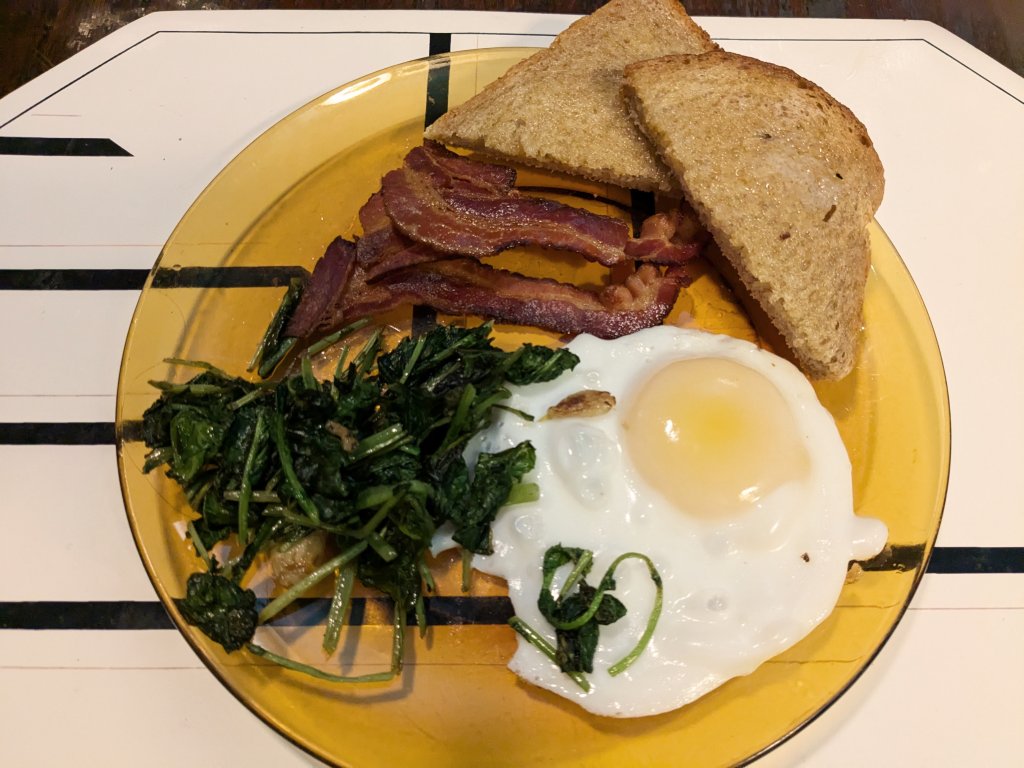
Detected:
left=510, top=545, right=663, bottom=686
left=175, top=572, right=258, bottom=652
left=143, top=323, right=578, bottom=674
left=449, top=441, right=537, bottom=555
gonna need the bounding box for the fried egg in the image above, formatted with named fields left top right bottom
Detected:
left=466, top=325, right=887, bottom=717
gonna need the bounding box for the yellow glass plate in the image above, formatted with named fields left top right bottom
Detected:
left=115, top=49, right=950, bottom=767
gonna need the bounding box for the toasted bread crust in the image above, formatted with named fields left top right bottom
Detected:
left=424, top=0, right=717, bottom=192
left=624, top=51, right=884, bottom=378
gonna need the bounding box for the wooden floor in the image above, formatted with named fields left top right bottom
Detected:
left=0, top=0, right=1021, bottom=98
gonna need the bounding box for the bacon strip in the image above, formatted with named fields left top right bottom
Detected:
left=625, top=209, right=704, bottom=264
left=286, top=146, right=709, bottom=340
left=284, top=236, right=356, bottom=338
left=382, top=143, right=706, bottom=268
left=355, top=193, right=439, bottom=281
left=383, top=143, right=632, bottom=266
left=411, top=140, right=517, bottom=194
left=327, top=259, right=686, bottom=340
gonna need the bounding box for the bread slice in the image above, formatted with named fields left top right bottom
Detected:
left=424, top=0, right=717, bottom=193
left=623, top=51, right=884, bottom=379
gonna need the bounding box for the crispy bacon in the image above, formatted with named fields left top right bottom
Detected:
left=383, top=143, right=633, bottom=266
left=382, top=143, right=705, bottom=268
left=329, top=259, right=686, bottom=340
left=285, top=145, right=709, bottom=341
left=284, top=236, right=356, bottom=338
left=355, top=193, right=439, bottom=280
left=625, top=207, right=708, bottom=264
left=410, top=140, right=517, bottom=194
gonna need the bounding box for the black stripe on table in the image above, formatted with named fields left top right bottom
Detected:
left=424, top=32, right=452, bottom=129
left=0, top=137, right=131, bottom=157
left=858, top=545, right=1024, bottom=574
left=0, top=554, right=1020, bottom=630
left=0, top=597, right=514, bottom=630
left=0, top=266, right=309, bottom=291
left=0, top=269, right=149, bottom=290
left=0, top=422, right=116, bottom=445
left=927, top=547, right=1024, bottom=574
left=0, top=543, right=1020, bottom=632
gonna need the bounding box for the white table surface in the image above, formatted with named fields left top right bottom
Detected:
left=1, top=9, right=1022, bottom=767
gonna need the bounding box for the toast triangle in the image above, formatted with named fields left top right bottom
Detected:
left=424, top=0, right=717, bottom=193
left=624, top=51, right=885, bottom=378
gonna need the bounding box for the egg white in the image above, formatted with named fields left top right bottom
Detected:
left=464, top=326, right=887, bottom=717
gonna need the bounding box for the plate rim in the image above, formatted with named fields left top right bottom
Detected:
left=114, top=47, right=952, bottom=768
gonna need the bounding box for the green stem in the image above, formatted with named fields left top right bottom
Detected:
left=257, top=336, right=298, bottom=379
left=227, top=518, right=283, bottom=584
left=495, top=346, right=524, bottom=377
left=333, top=344, right=351, bottom=379
left=471, top=387, right=511, bottom=422
left=149, top=381, right=231, bottom=395
left=355, top=485, right=394, bottom=510
left=508, top=617, right=590, bottom=692
left=414, top=596, right=427, bottom=638
left=426, top=322, right=492, bottom=373
left=505, top=482, right=539, bottom=506
left=492, top=404, right=535, bottom=421
left=356, top=492, right=402, bottom=538
left=236, top=409, right=267, bottom=546
left=440, top=383, right=476, bottom=451
left=229, top=387, right=270, bottom=411
left=187, top=476, right=215, bottom=507
left=390, top=603, right=406, bottom=673
left=269, top=412, right=321, bottom=523
left=263, top=506, right=365, bottom=538
left=248, top=278, right=302, bottom=374
left=606, top=553, right=663, bottom=676
left=351, top=328, right=382, bottom=377
left=352, top=424, right=408, bottom=462
left=142, top=446, right=172, bottom=473
left=414, top=552, right=435, bottom=632
left=163, top=358, right=232, bottom=379
left=224, top=489, right=280, bottom=504
left=306, top=318, right=370, bottom=358
left=186, top=520, right=214, bottom=571
left=555, top=551, right=593, bottom=610
left=258, top=540, right=368, bottom=624
left=322, top=561, right=358, bottom=655
left=417, top=554, right=436, bottom=594
left=300, top=355, right=317, bottom=390
left=247, top=642, right=396, bottom=684
left=367, top=532, right=398, bottom=562
left=460, top=548, right=473, bottom=593
left=422, top=361, right=460, bottom=395
left=398, top=335, right=427, bottom=385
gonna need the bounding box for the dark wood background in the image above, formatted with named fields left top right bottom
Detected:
left=1, top=0, right=1021, bottom=99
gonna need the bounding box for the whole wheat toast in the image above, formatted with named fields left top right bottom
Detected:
left=624, top=51, right=885, bottom=379
left=424, top=0, right=717, bottom=193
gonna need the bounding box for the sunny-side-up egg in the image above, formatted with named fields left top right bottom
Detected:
left=461, top=325, right=887, bottom=718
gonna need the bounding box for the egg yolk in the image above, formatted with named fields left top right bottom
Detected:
left=623, top=357, right=810, bottom=516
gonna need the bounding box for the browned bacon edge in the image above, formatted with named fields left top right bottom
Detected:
left=312, top=257, right=687, bottom=341
left=355, top=193, right=439, bottom=281
left=411, top=140, right=516, bottom=194
left=284, top=236, right=355, bottom=338
left=383, top=142, right=632, bottom=266
left=380, top=142, right=703, bottom=269
left=625, top=209, right=705, bottom=264
left=285, top=145, right=710, bottom=341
